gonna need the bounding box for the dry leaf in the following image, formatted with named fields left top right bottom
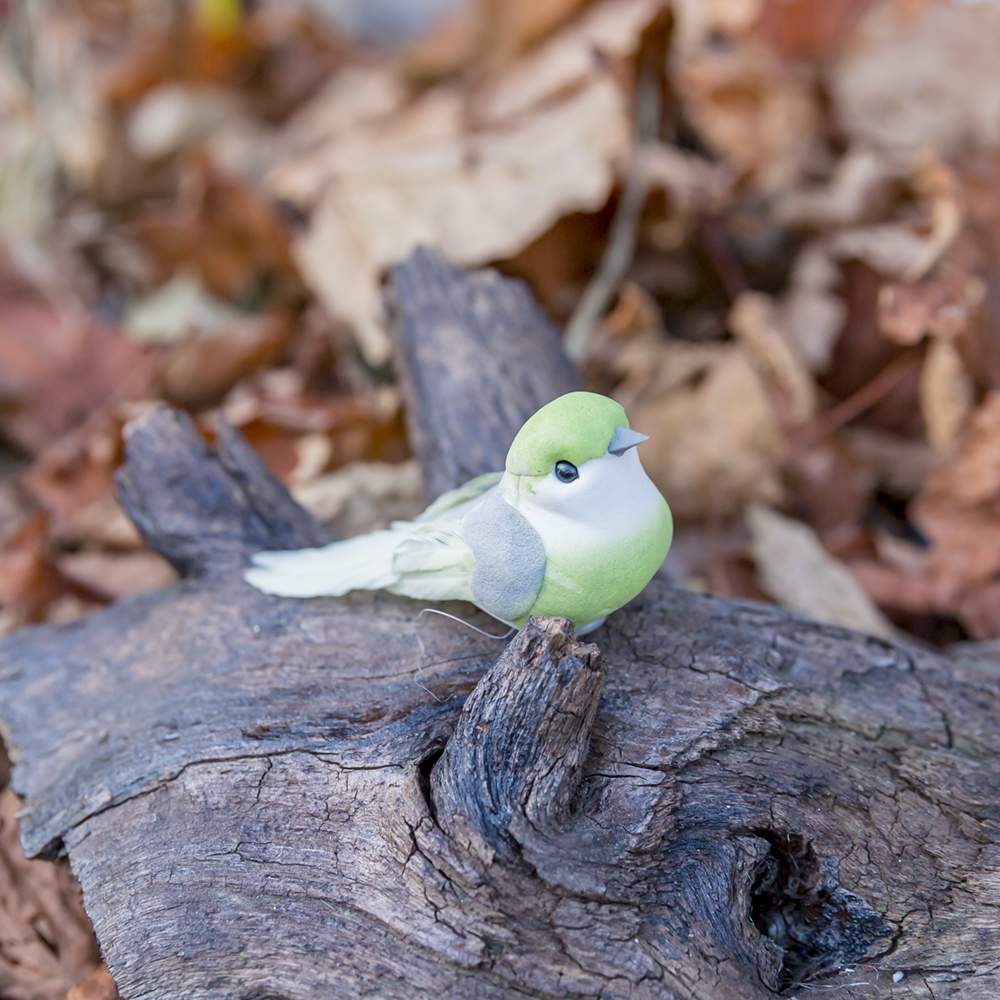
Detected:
left=920, top=335, right=974, bottom=455
left=901, top=392, right=1000, bottom=634
left=728, top=290, right=817, bottom=425
left=132, top=158, right=301, bottom=305
left=407, top=0, right=598, bottom=78
left=755, top=0, right=876, bottom=59
left=127, top=83, right=244, bottom=161
left=830, top=0, right=1000, bottom=158
left=56, top=551, right=179, bottom=601
left=843, top=427, right=939, bottom=498
left=162, top=313, right=290, bottom=411
left=788, top=440, right=875, bottom=538
left=671, top=0, right=822, bottom=190
left=21, top=429, right=141, bottom=551
left=473, top=0, right=665, bottom=124
left=878, top=268, right=985, bottom=348
left=640, top=143, right=734, bottom=216
left=294, top=75, right=629, bottom=364
left=628, top=344, right=785, bottom=519
left=0, top=787, right=101, bottom=1000
left=747, top=503, right=896, bottom=638
left=779, top=242, right=846, bottom=373
left=776, top=147, right=898, bottom=229
left=0, top=301, right=158, bottom=455
left=828, top=223, right=939, bottom=281
left=66, top=966, right=119, bottom=1000
left=267, top=0, right=659, bottom=364
left=0, top=513, right=60, bottom=628
left=292, top=459, right=425, bottom=537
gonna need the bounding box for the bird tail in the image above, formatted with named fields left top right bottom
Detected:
left=244, top=530, right=402, bottom=597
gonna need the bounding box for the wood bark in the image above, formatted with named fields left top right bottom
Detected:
left=0, top=249, right=998, bottom=1000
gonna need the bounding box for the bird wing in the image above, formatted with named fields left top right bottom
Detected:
left=461, top=487, right=546, bottom=624
left=411, top=472, right=504, bottom=523
left=383, top=473, right=503, bottom=602
left=245, top=473, right=503, bottom=602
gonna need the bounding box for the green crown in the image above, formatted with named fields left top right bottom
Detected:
left=505, top=392, right=628, bottom=477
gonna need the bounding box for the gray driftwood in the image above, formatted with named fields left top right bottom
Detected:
left=388, top=247, right=581, bottom=500
left=0, top=251, right=998, bottom=1000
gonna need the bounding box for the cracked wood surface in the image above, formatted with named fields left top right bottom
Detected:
left=0, top=252, right=998, bottom=999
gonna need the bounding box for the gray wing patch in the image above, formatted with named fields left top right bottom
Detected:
left=461, top=490, right=545, bottom=622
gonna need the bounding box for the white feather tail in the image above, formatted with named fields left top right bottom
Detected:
left=244, top=531, right=402, bottom=597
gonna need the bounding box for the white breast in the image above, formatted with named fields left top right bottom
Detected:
left=512, top=448, right=664, bottom=558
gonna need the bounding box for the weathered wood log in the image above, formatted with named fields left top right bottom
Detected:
left=388, top=247, right=581, bottom=500
left=0, top=251, right=998, bottom=1000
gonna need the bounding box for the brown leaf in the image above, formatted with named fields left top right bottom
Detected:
left=56, top=551, right=179, bottom=602
left=162, top=313, right=291, bottom=411
left=672, top=0, right=822, bottom=190
left=0, top=513, right=61, bottom=627
left=900, top=392, right=1000, bottom=634
left=755, top=0, right=876, bottom=59
left=218, top=379, right=410, bottom=482
left=0, top=302, right=158, bottom=455
left=919, top=335, right=974, bottom=455
left=728, top=290, right=818, bottom=426
left=132, top=157, right=301, bottom=306
left=66, top=967, right=119, bottom=1000
left=406, top=0, right=593, bottom=78
left=21, top=429, right=141, bottom=551
left=627, top=343, right=785, bottom=519
left=0, top=788, right=101, bottom=1000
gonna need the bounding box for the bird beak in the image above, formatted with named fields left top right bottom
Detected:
left=608, top=425, right=649, bottom=455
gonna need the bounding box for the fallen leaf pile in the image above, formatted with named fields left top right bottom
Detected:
left=4, top=0, right=1000, bottom=991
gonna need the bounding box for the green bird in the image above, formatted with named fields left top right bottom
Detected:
left=244, top=392, right=673, bottom=634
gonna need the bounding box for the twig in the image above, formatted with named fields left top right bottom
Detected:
left=699, top=217, right=750, bottom=301
left=708, top=348, right=924, bottom=520
left=786, top=349, right=923, bottom=457
left=563, top=72, right=661, bottom=362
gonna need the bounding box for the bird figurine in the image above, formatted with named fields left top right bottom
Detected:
left=244, top=391, right=673, bottom=635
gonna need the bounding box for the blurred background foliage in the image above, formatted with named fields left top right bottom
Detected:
left=1, top=0, right=1000, bottom=659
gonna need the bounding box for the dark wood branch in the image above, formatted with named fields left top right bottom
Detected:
left=387, top=246, right=581, bottom=499
left=115, top=408, right=332, bottom=578
left=431, top=617, right=604, bottom=865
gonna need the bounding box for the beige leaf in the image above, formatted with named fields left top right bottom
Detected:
left=56, top=551, right=179, bottom=601
left=776, top=147, right=899, bottom=229
left=671, top=0, right=821, bottom=190
left=293, top=460, right=425, bottom=538
left=778, top=242, right=845, bottom=373
left=639, top=142, right=734, bottom=216
left=628, top=345, right=785, bottom=520
left=827, top=223, right=935, bottom=279
left=475, top=0, right=666, bottom=124
left=293, top=74, right=630, bottom=365
left=747, top=504, right=896, bottom=639
left=127, top=84, right=243, bottom=161
left=728, top=291, right=817, bottom=425
left=830, top=0, right=1000, bottom=158
left=920, top=335, right=974, bottom=456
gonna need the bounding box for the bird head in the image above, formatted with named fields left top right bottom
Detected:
left=501, top=392, right=657, bottom=523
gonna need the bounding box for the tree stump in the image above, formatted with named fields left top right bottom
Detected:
left=0, top=250, right=998, bottom=1000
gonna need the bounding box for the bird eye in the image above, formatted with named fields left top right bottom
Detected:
left=554, top=460, right=579, bottom=483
